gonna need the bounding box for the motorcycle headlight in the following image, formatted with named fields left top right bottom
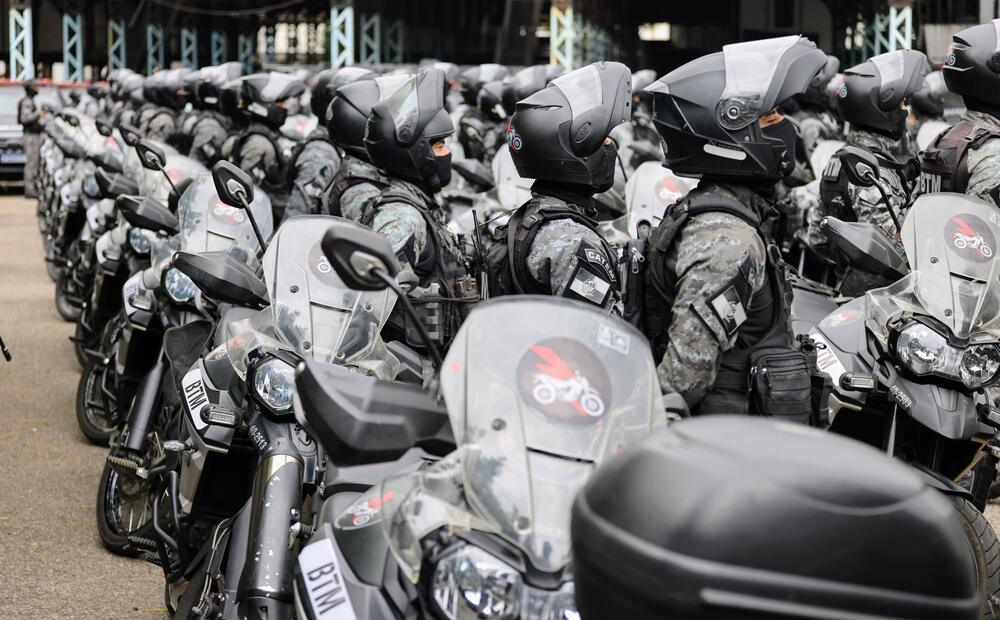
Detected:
left=82, top=175, right=101, bottom=198
left=893, top=321, right=1000, bottom=389
left=252, top=358, right=296, bottom=412
left=127, top=227, right=151, bottom=255
left=163, top=268, right=196, bottom=303
left=431, top=544, right=580, bottom=620
left=961, top=345, right=1000, bottom=389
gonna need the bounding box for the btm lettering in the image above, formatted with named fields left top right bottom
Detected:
left=308, top=563, right=348, bottom=615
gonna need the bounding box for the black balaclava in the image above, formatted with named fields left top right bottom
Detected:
left=761, top=117, right=797, bottom=179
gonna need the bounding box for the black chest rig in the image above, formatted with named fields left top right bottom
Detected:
left=326, top=162, right=388, bottom=217
left=641, top=192, right=815, bottom=423
left=483, top=196, right=620, bottom=307
left=918, top=120, right=1000, bottom=197
left=362, top=190, right=475, bottom=349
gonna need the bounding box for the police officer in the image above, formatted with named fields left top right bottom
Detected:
left=185, top=62, right=241, bottom=166
left=362, top=68, right=474, bottom=348
left=916, top=20, right=1000, bottom=206
left=484, top=62, right=629, bottom=311
left=804, top=50, right=928, bottom=259
left=908, top=70, right=947, bottom=150
left=18, top=79, right=44, bottom=199
left=325, top=73, right=407, bottom=221
left=643, top=36, right=827, bottom=417
left=284, top=67, right=372, bottom=218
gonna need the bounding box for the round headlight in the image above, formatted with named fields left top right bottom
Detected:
left=961, top=345, right=1000, bottom=389
left=83, top=175, right=101, bottom=198
left=252, top=358, right=296, bottom=412
left=127, top=227, right=151, bottom=255
left=894, top=322, right=954, bottom=375
left=164, top=268, right=197, bottom=303
left=432, top=546, right=522, bottom=620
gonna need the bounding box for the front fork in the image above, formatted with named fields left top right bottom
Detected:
left=236, top=415, right=304, bottom=620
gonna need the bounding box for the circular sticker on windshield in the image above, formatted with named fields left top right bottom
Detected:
left=307, top=242, right=339, bottom=284
left=820, top=307, right=861, bottom=328
left=516, top=338, right=611, bottom=424
left=946, top=213, right=995, bottom=262
left=210, top=200, right=246, bottom=227
left=654, top=175, right=685, bottom=206
left=335, top=491, right=393, bottom=531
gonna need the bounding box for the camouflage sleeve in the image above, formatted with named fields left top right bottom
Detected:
left=338, top=182, right=383, bottom=221
left=18, top=99, right=39, bottom=125
left=657, top=212, right=766, bottom=407
left=847, top=168, right=907, bottom=237
left=285, top=142, right=341, bottom=219
left=238, top=135, right=278, bottom=185
left=803, top=189, right=835, bottom=254
left=965, top=137, right=1000, bottom=207
left=146, top=113, right=176, bottom=142
left=370, top=202, right=428, bottom=273
left=526, top=220, right=619, bottom=307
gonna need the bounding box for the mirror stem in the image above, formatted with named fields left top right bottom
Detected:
left=160, top=169, right=179, bottom=199
left=372, top=269, right=444, bottom=369
left=868, top=175, right=901, bottom=234
left=240, top=196, right=268, bottom=255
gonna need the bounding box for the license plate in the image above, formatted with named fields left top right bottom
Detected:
left=1, top=152, right=25, bottom=164
left=810, top=330, right=847, bottom=388
left=297, top=537, right=358, bottom=620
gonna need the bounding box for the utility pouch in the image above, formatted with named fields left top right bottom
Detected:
left=749, top=347, right=813, bottom=425
left=798, top=334, right=832, bottom=428
left=622, top=237, right=647, bottom=328
left=404, top=284, right=447, bottom=349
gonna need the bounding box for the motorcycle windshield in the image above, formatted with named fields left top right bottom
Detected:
left=870, top=193, right=1000, bottom=339
left=176, top=174, right=273, bottom=266
left=624, top=161, right=697, bottom=237
left=357, top=297, right=664, bottom=580
left=255, top=216, right=397, bottom=376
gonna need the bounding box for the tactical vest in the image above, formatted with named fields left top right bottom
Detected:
left=231, top=126, right=286, bottom=184
left=362, top=190, right=473, bottom=348
left=918, top=120, right=1000, bottom=195
left=819, top=148, right=911, bottom=221
left=285, top=134, right=336, bottom=185
left=17, top=97, right=40, bottom=132
left=483, top=196, right=620, bottom=307
left=642, top=192, right=812, bottom=423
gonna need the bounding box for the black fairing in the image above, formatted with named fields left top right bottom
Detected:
left=116, top=195, right=180, bottom=235
left=572, top=416, right=981, bottom=620
left=95, top=168, right=139, bottom=198
left=172, top=250, right=268, bottom=308
left=821, top=217, right=908, bottom=280
left=294, top=360, right=453, bottom=466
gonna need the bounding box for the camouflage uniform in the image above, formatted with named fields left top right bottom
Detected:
left=18, top=95, right=42, bottom=198
left=365, top=177, right=457, bottom=274
left=650, top=184, right=767, bottom=406
left=230, top=124, right=289, bottom=221
left=284, top=131, right=341, bottom=219
left=804, top=128, right=909, bottom=254
left=945, top=110, right=1000, bottom=206
left=327, top=153, right=390, bottom=222
left=140, top=106, right=176, bottom=142
left=188, top=113, right=228, bottom=166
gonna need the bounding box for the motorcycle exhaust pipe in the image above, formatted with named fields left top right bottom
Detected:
left=237, top=423, right=303, bottom=620
left=122, top=355, right=167, bottom=455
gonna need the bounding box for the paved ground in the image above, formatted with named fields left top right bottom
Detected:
left=0, top=195, right=166, bottom=619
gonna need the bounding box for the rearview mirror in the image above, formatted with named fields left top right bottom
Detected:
left=321, top=222, right=400, bottom=291
left=172, top=251, right=268, bottom=308
left=95, top=119, right=112, bottom=137
left=116, top=195, right=179, bottom=235
left=135, top=139, right=166, bottom=171
left=211, top=160, right=254, bottom=208
left=839, top=146, right=880, bottom=188
left=119, top=123, right=142, bottom=147
left=821, top=217, right=907, bottom=281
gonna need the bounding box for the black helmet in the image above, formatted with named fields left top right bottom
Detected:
left=477, top=80, right=506, bottom=122
left=87, top=82, right=107, bottom=100
left=24, top=78, right=38, bottom=96
left=501, top=64, right=564, bottom=115
left=648, top=35, right=827, bottom=181
left=312, top=66, right=375, bottom=120
left=911, top=70, right=947, bottom=117
left=238, top=72, right=306, bottom=129
left=508, top=61, right=631, bottom=189
left=630, top=69, right=657, bottom=106
left=572, top=416, right=981, bottom=620
left=459, top=63, right=509, bottom=104
left=365, top=68, right=454, bottom=192
left=195, top=62, right=242, bottom=109
left=797, top=54, right=840, bottom=107
left=328, top=73, right=410, bottom=160
left=837, top=50, right=929, bottom=138
left=944, top=20, right=1000, bottom=112
left=159, top=67, right=194, bottom=110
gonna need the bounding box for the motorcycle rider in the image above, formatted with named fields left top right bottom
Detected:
left=361, top=67, right=474, bottom=347
left=185, top=62, right=241, bottom=166
left=325, top=72, right=406, bottom=221
left=804, top=50, right=928, bottom=259
left=137, top=71, right=183, bottom=142
left=18, top=79, right=44, bottom=199
left=641, top=36, right=828, bottom=417
left=916, top=20, right=1000, bottom=206
left=284, top=67, right=371, bottom=218
left=908, top=70, right=947, bottom=147
left=484, top=62, right=629, bottom=311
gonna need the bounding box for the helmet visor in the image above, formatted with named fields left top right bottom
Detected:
left=551, top=64, right=603, bottom=118
left=870, top=52, right=905, bottom=87
left=718, top=35, right=802, bottom=130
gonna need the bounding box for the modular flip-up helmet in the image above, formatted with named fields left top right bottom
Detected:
left=459, top=63, right=510, bottom=105
left=630, top=69, right=657, bottom=112
left=508, top=61, right=631, bottom=191
left=477, top=80, right=506, bottom=122
left=365, top=67, right=454, bottom=192
left=911, top=70, right=947, bottom=117
left=120, top=73, right=145, bottom=106
left=501, top=64, right=565, bottom=115
left=159, top=67, right=194, bottom=110
left=790, top=54, right=840, bottom=110
left=195, top=62, right=242, bottom=110
left=943, top=20, right=1000, bottom=114
left=312, top=66, right=375, bottom=121
left=237, top=72, right=306, bottom=129
left=648, top=35, right=827, bottom=181
left=838, top=49, right=929, bottom=139
left=328, top=73, right=410, bottom=160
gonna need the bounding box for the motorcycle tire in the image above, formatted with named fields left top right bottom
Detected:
left=173, top=558, right=211, bottom=620
left=73, top=317, right=91, bottom=368
left=96, top=459, right=145, bottom=557
left=76, top=361, right=115, bottom=445
left=55, top=274, right=81, bottom=322
left=46, top=256, right=63, bottom=283
left=952, top=496, right=1000, bottom=618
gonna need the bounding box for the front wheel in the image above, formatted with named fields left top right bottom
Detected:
left=55, top=274, right=81, bottom=322
left=76, top=361, right=117, bottom=445
left=96, top=459, right=151, bottom=556
left=952, top=496, right=999, bottom=618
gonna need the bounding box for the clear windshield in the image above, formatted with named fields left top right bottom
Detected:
left=176, top=174, right=273, bottom=266
left=232, top=216, right=398, bottom=378
left=348, top=297, right=665, bottom=581
left=625, top=161, right=697, bottom=237
left=719, top=35, right=801, bottom=130
left=866, top=193, right=1000, bottom=339
left=138, top=151, right=206, bottom=202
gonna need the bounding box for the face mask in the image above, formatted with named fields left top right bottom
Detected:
left=592, top=142, right=619, bottom=194
left=434, top=152, right=452, bottom=189
left=761, top=118, right=797, bottom=179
